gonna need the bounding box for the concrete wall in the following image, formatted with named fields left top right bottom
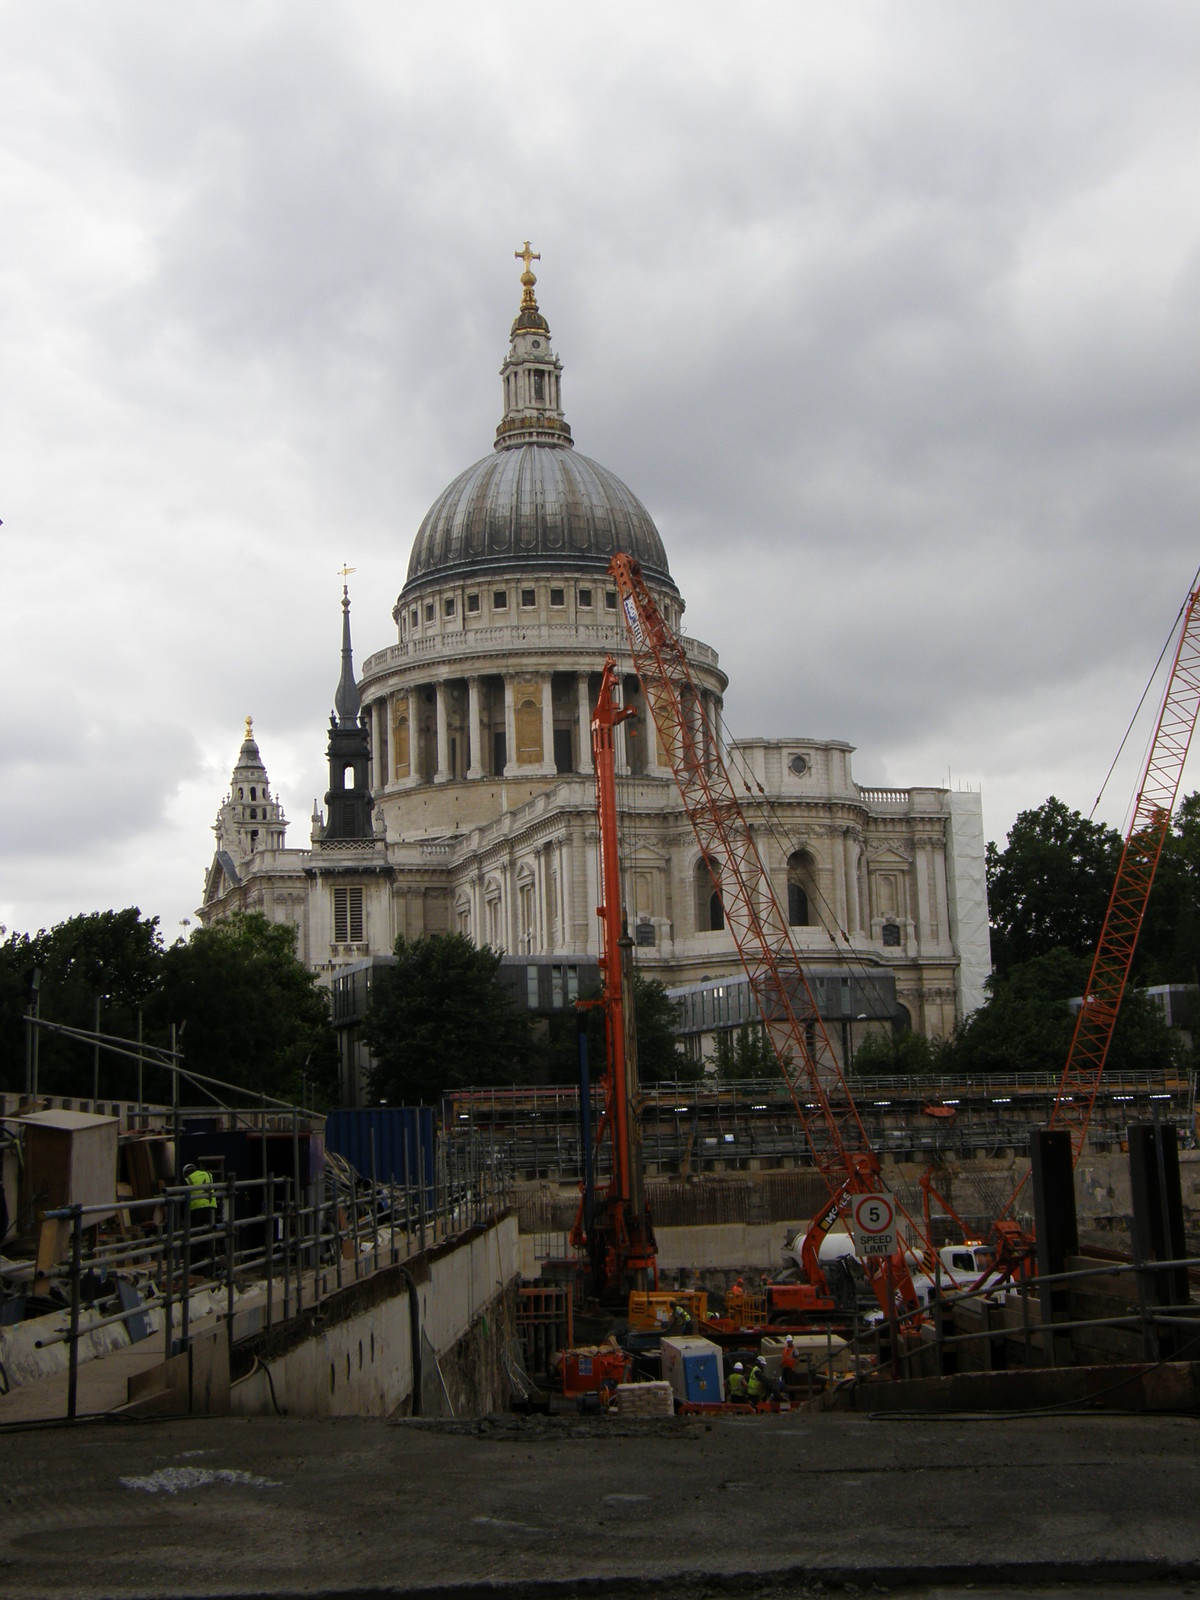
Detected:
left=231, top=1214, right=519, bottom=1418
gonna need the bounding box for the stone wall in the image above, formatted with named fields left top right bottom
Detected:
left=230, top=1213, right=519, bottom=1418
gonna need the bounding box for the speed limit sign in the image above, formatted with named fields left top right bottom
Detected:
left=850, top=1193, right=897, bottom=1256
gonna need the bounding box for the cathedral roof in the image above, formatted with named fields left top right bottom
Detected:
left=403, top=444, right=673, bottom=589
left=401, top=246, right=675, bottom=596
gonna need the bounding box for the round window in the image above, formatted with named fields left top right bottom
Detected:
left=788, top=754, right=810, bottom=777
left=532, top=339, right=541, bottom=349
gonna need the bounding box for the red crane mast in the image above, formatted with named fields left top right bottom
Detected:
left=569, top=656, right=656, bottom=1297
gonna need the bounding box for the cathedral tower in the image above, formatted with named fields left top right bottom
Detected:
left=320, top=584, right=374, bottom=842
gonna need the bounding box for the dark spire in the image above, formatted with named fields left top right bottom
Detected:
left=334, top=583, right=361, bottom=726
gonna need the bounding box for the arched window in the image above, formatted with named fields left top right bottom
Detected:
left=787, top=850, right=817, bottom=927
left=695, top=858, right=724, bottom=933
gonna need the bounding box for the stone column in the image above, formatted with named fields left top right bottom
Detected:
left=843, top=831, right=860, bottom=934
left=435, top=682, right=450, bottom=783
left=406, top=686, right=420, bottom=784
left=534, top=848, right=546, bottom=951
left=615, top=677, right=630, bottom=776
left=577, top=673, right=593, bottom=773
left=467, top=676, right=483, bottom=779
left=914, top=839, right=932, bottom=954
left=541, top=673, right=556, bottom=775
left=699, top=691, right=713, bottom=773
left=503, top=677, right=517, bottom=778
left=831, top=830, right=848, bottom=932
left=933, top=838, right=950, bottom=952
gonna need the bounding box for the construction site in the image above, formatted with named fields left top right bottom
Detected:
left=4, top=556, right=1200, bottom=1597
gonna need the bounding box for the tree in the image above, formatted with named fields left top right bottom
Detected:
left=710, top=1021, right=776, bottom=1081
left=986, top=798, right=1122, bottom=975
left=0, top=910, right=165, bottom=1097
left=153, top=914, right=336, bottom=1105
left=631, top=972, right=699, bottom=1083
left=942, top=946, right=1181, bottom=1078
left=1135, top=791, right=1200, bottom=985
left=851, top=1026, right=942, bottom=1077
left=363, top=934, right=534, bottom=1105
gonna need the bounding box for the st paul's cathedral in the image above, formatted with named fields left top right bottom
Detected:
left=200, top=250, right=991, bottom=1100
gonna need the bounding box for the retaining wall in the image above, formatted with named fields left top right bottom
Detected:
left=230, top=1214, right=519, bottom=1418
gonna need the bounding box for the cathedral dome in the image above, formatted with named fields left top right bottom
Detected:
left=400, top=245, right=675, bottom=600
left=403, top=444, right=673, bottom=590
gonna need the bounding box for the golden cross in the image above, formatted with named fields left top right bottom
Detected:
left=515, top=241, right=540, bottom=274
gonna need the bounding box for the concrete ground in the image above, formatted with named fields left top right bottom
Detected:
left=1, top=1410, right=1199, bottom=1598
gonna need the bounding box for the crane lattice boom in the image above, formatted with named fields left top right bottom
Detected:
left=609, top=554, right=875, bottom=1190
left=1051, top=580, right=1200, bottom=1161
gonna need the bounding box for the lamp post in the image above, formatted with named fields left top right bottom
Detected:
left=92, top=994, right=104, bottom=1111
left=25, top=966, right=43, bottom=1098
left=847, top=1011, right=868, bottom=1073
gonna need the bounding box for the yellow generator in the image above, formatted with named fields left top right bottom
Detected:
left=627, top=1288, right=708, bottom=1332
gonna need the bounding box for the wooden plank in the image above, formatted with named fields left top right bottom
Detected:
left=32, top=1215, right=70, bottom=1295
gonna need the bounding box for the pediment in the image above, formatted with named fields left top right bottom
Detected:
left=867, top=844, right=912, bottom=868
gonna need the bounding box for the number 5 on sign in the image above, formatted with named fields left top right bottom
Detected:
left=851, top=1193, right=897, bottom=1256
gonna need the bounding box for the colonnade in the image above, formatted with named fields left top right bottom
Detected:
left=365, top=670, right=724, bottom=790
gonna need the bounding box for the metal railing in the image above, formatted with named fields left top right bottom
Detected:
left=18, top=1133, right=512, bottom=1423
left=864, top=1253, right=1200, bottom=1386
left=447, top=1073, right=1194, bottom=1180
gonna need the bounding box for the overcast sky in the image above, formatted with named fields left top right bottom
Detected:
left=2, top=2, right=1198, bottom=944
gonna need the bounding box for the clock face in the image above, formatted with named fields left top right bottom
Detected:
left=531, top=339, right=541, bottom=349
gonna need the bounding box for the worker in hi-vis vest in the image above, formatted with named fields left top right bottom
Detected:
left=182, top=1162, right=217, bottom=1271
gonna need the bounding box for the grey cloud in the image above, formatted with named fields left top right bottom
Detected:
left=1, top=1, right=1197, bottom=936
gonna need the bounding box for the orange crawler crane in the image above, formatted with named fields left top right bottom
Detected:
left=607, top=552, right=929, bottom=1320
left=988, top=572, right=1200, bottom=1275
left=569, top=656, right=658, bottom=1300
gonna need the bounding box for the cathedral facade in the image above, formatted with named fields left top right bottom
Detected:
left=200, top=253, right=991, bottom=1095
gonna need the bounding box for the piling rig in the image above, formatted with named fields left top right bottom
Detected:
left=569, top=655, right=657, bottom=1300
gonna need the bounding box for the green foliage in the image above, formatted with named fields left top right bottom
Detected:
left=710, top=1022, right=776, bottom=1081
left=153, top=914, right=337, bottom=1105
left=943, top=946, right=1182, bottom=1078
left=986, top=797, right=1122, bottom=975
left=1135, top=791, right=1200, bottom=985
left=851, top=1026, right=942, bottom=1077
left=632, top=972, right=700, bottom=1083
left=0, top=911, right=165, bottom=1097
left=363, top=934, right=535, bottom=1105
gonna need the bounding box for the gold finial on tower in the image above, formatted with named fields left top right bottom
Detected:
left=515, top=240, right=541, bottom=307
left=245, top=714, right=253, bottom=741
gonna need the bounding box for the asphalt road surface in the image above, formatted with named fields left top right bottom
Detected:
left=2, top=1410, right=1199, bottom=1597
